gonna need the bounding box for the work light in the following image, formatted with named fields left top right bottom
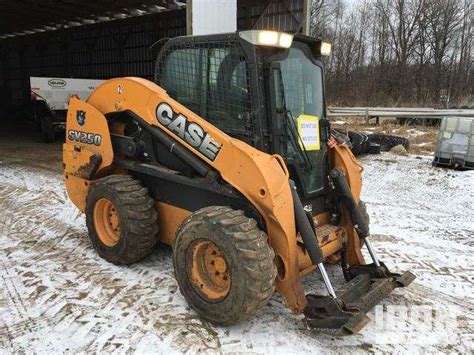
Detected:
left=239, top=30, right=294, bottom=49
left=320, top=41, right=332, bottom=56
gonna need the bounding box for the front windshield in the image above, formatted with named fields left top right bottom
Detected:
left=277, top=44, right=325, bottom=194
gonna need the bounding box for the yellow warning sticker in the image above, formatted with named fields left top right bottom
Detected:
left=297, top=114, right=320, bottom=151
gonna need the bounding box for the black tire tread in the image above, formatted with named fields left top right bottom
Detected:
left=175, top=206, right=276, bottom=325
left=348, top=131, right=363, bottom=156
left=368, top=133, right=410, bottom=151
left=40, top=114, right=55, bottom=143
left=86, top=174, right=158, bottom=265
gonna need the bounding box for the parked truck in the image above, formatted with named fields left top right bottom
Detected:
left=30, top=77, right=104, bottom=142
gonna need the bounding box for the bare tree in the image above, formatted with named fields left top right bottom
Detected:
left=425, top=0, right=463, bottom=104
left=310, top=0, right=339, bottom=38
left=375, top=0, right=426, bottom=102
left=310, top=0, right=473, bottom=108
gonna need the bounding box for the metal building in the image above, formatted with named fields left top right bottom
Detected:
left=0, top=0, right=310, bottom=114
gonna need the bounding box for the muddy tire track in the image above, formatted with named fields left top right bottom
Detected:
left=1, top=149, right=473, bottom=353
left=0, top=182, right=222, bottom=353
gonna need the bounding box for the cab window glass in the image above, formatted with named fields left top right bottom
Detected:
left=161, top=48, right=200, bottom=114
left=279, top=47, right=324, bottom=120
left=276, top=45, right=326, bottom=194
left=159, top=43, right=251, bottom=132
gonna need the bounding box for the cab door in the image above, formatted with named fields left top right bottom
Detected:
left=155, top=37, right=261, bottom=147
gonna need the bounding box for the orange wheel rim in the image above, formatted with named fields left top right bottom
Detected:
left=93, top=198, right=121, bottom=247
left=187, top=240, right=231, bottom=301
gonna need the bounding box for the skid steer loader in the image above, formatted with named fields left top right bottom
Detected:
left=63, top=30, right=415, bottom=333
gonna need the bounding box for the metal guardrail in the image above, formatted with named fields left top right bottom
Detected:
left=327, top=107, right=474, bottom=119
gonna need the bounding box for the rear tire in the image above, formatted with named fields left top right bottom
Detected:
left=348, top=132, right=363, bottom=156
left=360, top=133, right=371, bottom=154
left=85, top=175, right=159, bottom=265
left=40, top=114, right=55, bottom=143
left=368, top=134, right=409, bottom=151
left=173, top=206, right=276, bottom=325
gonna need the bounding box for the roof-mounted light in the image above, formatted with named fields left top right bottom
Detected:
left=239, top=30, right=294, bottom=49
left=320, top=41, right=332, bottom=56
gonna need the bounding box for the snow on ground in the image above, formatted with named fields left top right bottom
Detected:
left=392, top=127, right=427, bottom=138
left=0, top=138, right=473, bottom=354
left=330, top=120, right=348, bottom=125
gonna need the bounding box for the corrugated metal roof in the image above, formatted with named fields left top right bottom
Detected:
left=237, top=0, right=306, bottom=33
left=0, top=0, right=186, bottom=39
left=0, top=1, right=308, bottom=39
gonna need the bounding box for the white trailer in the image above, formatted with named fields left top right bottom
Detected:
left=30, top=77, right=104, bottom=142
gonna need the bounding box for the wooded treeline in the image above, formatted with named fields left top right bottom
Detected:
left=311, top=0, right=473, bottom=107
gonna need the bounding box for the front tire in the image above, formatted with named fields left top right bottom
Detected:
left=173, top=206, right=276, bottom=325
left=85, top=175, right=159, bottom=265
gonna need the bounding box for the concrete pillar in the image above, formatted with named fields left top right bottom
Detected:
left=302, top=0, right=311, bottom=35
left=186, top=0, right=237, bottom=36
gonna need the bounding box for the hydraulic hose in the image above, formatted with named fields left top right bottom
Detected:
left=329, top=168, right=369, bottom=239
left=290, top=180, right=337, bottom=298
left=128, top=110, right=210, bottom=177
left=289, top=180, right=324, bottom=265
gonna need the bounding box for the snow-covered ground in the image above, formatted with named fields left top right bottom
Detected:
left=0, top=139, right=473, bottom=354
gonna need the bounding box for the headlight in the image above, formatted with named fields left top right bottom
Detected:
left=320, top=41, right=332, bottom=56
left=240, top=30, right=294, bottom=49
left=257, top=31, right=279, bottom=46
left=278, top=33, right=293, bottom=48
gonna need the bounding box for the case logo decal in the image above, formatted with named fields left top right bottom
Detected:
left=76, top=110, right=86, bottom=126
left=155, top=102, right=221, bottom=161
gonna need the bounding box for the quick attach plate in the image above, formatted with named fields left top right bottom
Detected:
left=304, top=268, right=415, bottom=334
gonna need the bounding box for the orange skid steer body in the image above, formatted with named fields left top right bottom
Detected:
left=64, top=77, right=414, bottom=333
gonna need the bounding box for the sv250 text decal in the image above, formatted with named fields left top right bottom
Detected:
left=67, top=130, right=102, bottom=146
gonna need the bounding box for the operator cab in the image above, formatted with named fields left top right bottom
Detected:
left=154, top=30, right=333, bottom=214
